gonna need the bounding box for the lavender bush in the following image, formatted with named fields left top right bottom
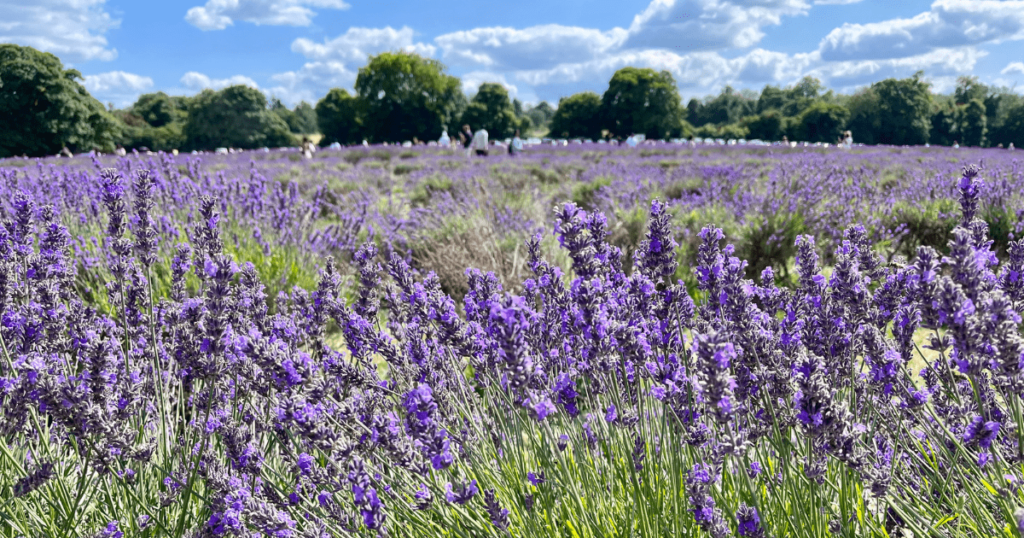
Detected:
left=1, top=146, right=1024, bottom=537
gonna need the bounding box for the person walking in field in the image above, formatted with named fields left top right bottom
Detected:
left=471, top=127, right=489, bottom=156
left=439, top=130, right=451, bottom=148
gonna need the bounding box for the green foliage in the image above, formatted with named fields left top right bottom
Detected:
left=524, top=101, right=555, bottom=131
left=690, top=86, right=756, bottom=126
left=796, top=101, right=849, bottom=143
left=884, top=199, right=959, bottom=259
left=871, top=72, right=932, bottom=145
left=459, top=82, right=517, bottom=138
left=271, top=99, right=319, bottom=135
left=957, top=98, right=987, bottom=147
left=0, top=44, right=121, bottom=157
left=316, top=88, right=364, bottom=146
left=735, top=212, right=806, bottom=281
left=929, top=103, right=957, bottom=146
left=601, top=67, right=683, bottom=139
left=355, top=52, right=464, bottom=143
left=184, top=85, right=294, bottom=150
left=549, top=91, right=603, bottom=139
left=845, top=88, right=881, bottom=145
left=134, top=92, right=187, bottom=128
left=744, top=109, right=785, bottom=141
left=996, top=101, right=1024, bottom=147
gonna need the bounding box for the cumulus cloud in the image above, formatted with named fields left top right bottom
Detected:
left=435, top=25, right=626, bottom=71
left=0, top=0, right=118, bottom=62
left=818, top=0, right=1024, bottom=62
left=1002, top=62, right=1024, bottom=75
left=461, top=72, right=519, bottom=98
left=809, top=46, right=984, bottom=88
left=291, top=26, right=435, bottom=63
left=181, top=71, right=261, bottom=90
left=269, top=61, right=356, bottom=104
left=814, top=0, right=863, bottom=4
left=81, top=70, right=154, bottom=107
left=622, top=0, right=811, bottom=51
left=185, top=0, right=350, bottom=31
left=83, top=71, right=154, bottom=93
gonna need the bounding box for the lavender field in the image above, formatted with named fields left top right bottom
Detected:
left=2, top=143, right=1024, bottom=537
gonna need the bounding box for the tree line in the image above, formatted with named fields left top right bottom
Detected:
left=3, top=43, right=1024, bottom=158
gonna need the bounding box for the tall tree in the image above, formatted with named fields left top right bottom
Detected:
left=871, top=73, right=932, bottom=146
left=957, top=99, right=987, bottom=147
left=601, top=67, right=683, bottom=139
left=0, top=44, right=120, bottom=157
left=316, top=88, right=364, bottom=145
left=459, top=83, right=517, bottom=138
left=549, top=92, right=603, bottom=139
left=184, top=85, right=293, bottom=150
left=355, top=52, right=463, bottom=143
left=796, top=101, right=849, bottom=143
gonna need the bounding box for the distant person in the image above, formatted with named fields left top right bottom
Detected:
left=439, top=130, right=451, bottom=147
left=114, top=145, right=127, bottom=157
left=460, top=124, right=473, bottom=149
left=510, top=129, right=523, bottom=156
left=781, top=135, right=788, bottom=147
left=687, top=134, right=695, bottom=147
left=301, top=137, right=315, bottom=159
left=1010, top=142, right=1016, bottom=151
left=59, top=146, right=73, bottom=158
left=471, top=128, right=489, bottom=156
left=953, top=140, right=960, bottom=149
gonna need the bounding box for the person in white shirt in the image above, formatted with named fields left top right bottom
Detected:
left=1009, top=142, right=1016, bottom=151
left=510, top=129, right=523, bottom=156
left=439, top=130, right=451, bottom=148
left=471, top=128, right=489, bottom=156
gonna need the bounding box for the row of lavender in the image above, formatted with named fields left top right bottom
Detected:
left=2, top=145, right=1022, bottom=299
left=0, top=148, right=1023, bottom=536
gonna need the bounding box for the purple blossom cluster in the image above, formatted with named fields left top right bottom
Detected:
left=2, top=148, right=1024, bottom=536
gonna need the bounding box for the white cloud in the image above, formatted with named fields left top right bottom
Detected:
left=0, top=0, right=118, bottom=62
left=435, top=25, right=626, bottom=71
left=268, top=26, right=435, bottom=105
left=818, top=0, right=1024, bottom=62
left=809, top=46, right=985, bottom=88
left=291, top=26, right=435, bottom=63
left=82, top=71, right=153, bottom=93
left=814, top=0, right=863, bottom=4
left=622, top=0, right=810, bottom=51
left=269, top=61, right=356, bottom=104
left=81, top=70, right=154, bottom=107
left=461, top=72, right=519, bottom=98
left=181, top=71, right=261, bottom=90
left=185, top=0, right=350, bottom=31
left=1002, top=62, right=1024, bottom=75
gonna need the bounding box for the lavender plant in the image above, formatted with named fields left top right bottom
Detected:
left=2, top=149, right=1024, bottom=537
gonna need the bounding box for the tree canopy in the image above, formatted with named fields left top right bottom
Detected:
left=549, top=92, right=603, bottom=140
left=316, top=88, right=364, bottom=146
left=601, top=67, right=684, bottom=140
left=355, top=52, right=463, bottom=143
left=0, top=44, right=120, bottom=157
left=183, top=85, right=294, bottom=150
left=460, top=83, right=517, bottom=138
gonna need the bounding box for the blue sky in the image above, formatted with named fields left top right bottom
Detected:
left=4, top=0, right=1024, bottom=107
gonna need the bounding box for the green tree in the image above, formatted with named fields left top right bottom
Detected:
left=796, top=101, right=849, bottom=143
left=525, top=101, right=555, bottom=132
left=601, top=67, right=683, bottom=139
left=998, top=102, right=1024, bottom=148
left=0, top=44, right=120, bottom=157
left=871, top=73, right=932, bottom=145
left=134, top=92, right=181, bottom=128
left=845, top=88, right=880, bottom=145
left=954, top=76, right=987, bottom=106
left=930, top=102, right=957, bottom=146
left=744, top=109, right=785, bottom=141
left=183, top=85, right=294, bottom=150
left=957, top=98, right=987, bottom=147
left=355, top=52, right=463, bottom=143
left=699, top=86, right=756, bottom=126
left=316, top=88, right=364, bottom=146
left=459, top=83, right=517, bottom=138
left=548, top=92, right=603, bottom=139
left=291, top=102, right=318, bottom=134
